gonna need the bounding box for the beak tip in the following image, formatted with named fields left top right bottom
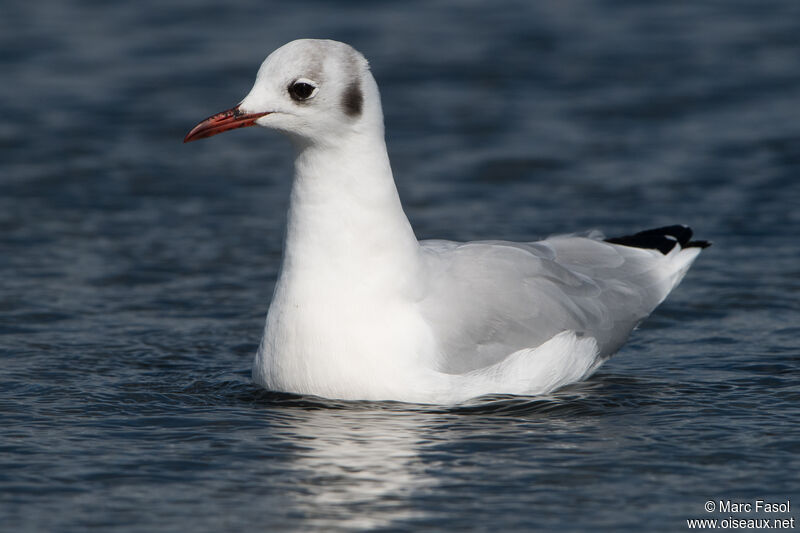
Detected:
left=183, top=125, right=206, bottom=143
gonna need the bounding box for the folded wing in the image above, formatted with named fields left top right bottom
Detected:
left=418, top=230, right=703, bottom=374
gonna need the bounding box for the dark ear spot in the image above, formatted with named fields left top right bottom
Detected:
left=342, top=81, right=363, bottom=118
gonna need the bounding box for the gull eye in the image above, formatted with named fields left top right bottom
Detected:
left=288, top=79, right=318, bottom=101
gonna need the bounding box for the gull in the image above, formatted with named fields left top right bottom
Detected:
left=184, top=39, right=709, bottom=404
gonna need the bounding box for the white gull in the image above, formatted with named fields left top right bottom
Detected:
left=184, top=39, right=709, bottom=404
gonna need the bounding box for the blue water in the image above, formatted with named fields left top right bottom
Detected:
left=2, top=1, right=799, bottom=531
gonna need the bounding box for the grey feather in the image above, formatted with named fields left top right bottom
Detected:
left=418, top=234, right=700, bottom=374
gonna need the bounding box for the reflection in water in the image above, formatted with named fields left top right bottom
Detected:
left=269, top=405, right=441, bottom=530
left=256, top=385, right=614, bottom=530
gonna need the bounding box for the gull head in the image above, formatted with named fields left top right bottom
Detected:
left=184, top=39, right=381, bottom=147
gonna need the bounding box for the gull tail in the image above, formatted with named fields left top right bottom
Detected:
left=604, top=224, right=711, bottom=255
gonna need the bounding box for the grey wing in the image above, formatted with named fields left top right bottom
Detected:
left=417, top=235, right=697, bottom=374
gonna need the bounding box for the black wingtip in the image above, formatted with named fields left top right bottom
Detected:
left=605, top=225, right=710, bottom=255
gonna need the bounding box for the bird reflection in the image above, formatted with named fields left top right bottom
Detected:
left=268, top=403, right=441, bottom=530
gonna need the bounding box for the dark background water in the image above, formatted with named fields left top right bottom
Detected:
left=2, top=1, right=799, bottom=531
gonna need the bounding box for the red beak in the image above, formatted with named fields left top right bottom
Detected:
left=183, top=106, right=270, bottom=143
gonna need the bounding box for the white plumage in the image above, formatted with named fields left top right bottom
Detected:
left=184, top=39, right=708, bottom=404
